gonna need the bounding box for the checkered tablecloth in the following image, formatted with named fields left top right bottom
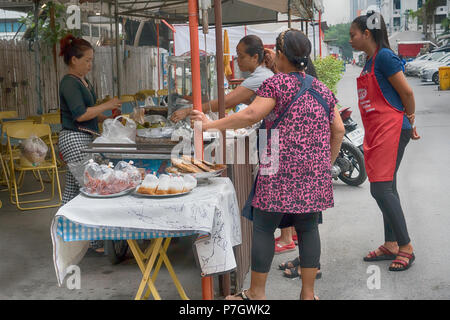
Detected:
left=51, top=178, right=242, bottom=286
left=55, top=216, right=201, bottom=242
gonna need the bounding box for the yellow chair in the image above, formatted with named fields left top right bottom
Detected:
left=0, top=111, right=18, bottom=120
left=1, top=120, right=36, bottom=191
left=6, top=123, right=62, bottom=211
left=156, top=89, right=168, bottom=96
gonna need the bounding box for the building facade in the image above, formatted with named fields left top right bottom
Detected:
left=351, top=0, right=449, bottom=38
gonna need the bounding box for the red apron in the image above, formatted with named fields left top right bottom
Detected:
left=357, top=50, right=404, bottom=182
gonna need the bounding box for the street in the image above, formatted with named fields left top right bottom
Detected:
left=0, top=64, right=449, bottom=300
left=248, top=64, right=450, bottom=299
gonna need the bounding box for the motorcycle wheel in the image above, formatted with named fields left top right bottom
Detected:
left=105, top=240, right=129, bottom=265
left=338, top=141, right=367, bottom=186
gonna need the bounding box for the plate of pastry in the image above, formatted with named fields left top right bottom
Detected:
left=133, top=173, right=197, bottom=198
left=166, top=156, right=226, bottom=180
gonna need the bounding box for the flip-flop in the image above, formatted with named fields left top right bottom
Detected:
left=389, top=251, right=415, bottom=272
left=278, top=257, right=300, bottom=270
left=363, top=245, right=397, bottom=262
left=226, top=289, right=251, bottom=300
left=283, top=267, right=322, bottom=279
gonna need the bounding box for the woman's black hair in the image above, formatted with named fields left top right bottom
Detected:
left=238, top=35, right=265, bottom=64
left=276, top=29, right=311, bottom=71
left=352, top=11, right=391, bottom=50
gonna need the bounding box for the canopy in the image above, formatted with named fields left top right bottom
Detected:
left=238, top=0, right=324, bottom=18
left=0, top=0, right=279, bottom=24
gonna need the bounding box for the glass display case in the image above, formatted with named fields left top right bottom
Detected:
left=167, top=52, right=217, bottom=116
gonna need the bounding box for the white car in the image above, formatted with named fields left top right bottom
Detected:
left=405, top=52, right=447, bottom=76
left=420, top=55, right=450, bottom=84
left=417, top=53, right=450, bottom=76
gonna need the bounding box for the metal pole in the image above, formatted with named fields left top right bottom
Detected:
left=34, top=0, right=42, bottom=114
left=214, top=0, right=230, bottom=297
left=288, top=0, right=292, bottom=28
left=114, top=0, right=121, bottom=97
left=319, top=10, right=322, bottom=58
left=109, top=2, right=115, bottom=96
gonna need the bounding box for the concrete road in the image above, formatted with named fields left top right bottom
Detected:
left=245, top=64, right=450, bottom=300
left=1, top=64, right=449, bottom=300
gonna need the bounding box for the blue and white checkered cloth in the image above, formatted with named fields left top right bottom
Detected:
left=56, top=216, right=203, bottom=241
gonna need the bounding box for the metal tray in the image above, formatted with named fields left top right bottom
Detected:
left=132, top=189, right=192, bottom=198
left=80, top=187, right=136, bottom=198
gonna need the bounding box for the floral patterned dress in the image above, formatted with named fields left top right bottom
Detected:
left=251, top=72, right=338, bottom=215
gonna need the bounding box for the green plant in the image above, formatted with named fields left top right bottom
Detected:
left=18, top=1, right=80, bottom=47
left=313, top=56, right=344, bottom=95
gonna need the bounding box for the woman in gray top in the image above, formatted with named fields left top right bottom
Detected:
left=170, top=35, right=277, bottom=122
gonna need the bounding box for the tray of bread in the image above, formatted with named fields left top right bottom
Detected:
left=134, top=173, right=197, bottom=198
left=166, top=156, right=226, bottom=180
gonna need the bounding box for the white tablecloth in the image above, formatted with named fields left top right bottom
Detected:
left=51, top=177, right=242, bottom=286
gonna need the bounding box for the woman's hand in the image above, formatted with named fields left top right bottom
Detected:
left=106, top=98, right=122, bottom=111
left=405, top=113, right=420, bottom=140
left=170, top=107, right=192, bottom=123
left=411, top=127, right=421, bottom=140
left=190, top=110, right=212, bottom=130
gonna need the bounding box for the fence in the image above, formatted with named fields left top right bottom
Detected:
left=0, top=39, right=164, bottom=117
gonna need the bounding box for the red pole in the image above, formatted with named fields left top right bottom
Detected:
left=188, top=0, right=204, bottom=163
left=319, top=10, right=322, bottom=58
left=187, top=5, right=213, bottom=300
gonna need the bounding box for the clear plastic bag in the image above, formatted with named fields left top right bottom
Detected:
left=20, top=135, right=48, bottom=165
left=82, top=160, right=142, bottom=195
left=94, top=116, right=136, bottom=144
left=114, top=160, right=142, bottom=188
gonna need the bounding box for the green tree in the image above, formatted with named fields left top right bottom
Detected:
left=324, top=23, right=353, bottom=59
left=313, top=55, right=344, bottom=95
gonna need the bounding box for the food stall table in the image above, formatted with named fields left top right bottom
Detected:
left=51, top=177, right=241, bottom=300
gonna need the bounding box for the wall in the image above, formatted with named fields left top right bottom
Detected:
left=0, top=40, right=164, bottom=117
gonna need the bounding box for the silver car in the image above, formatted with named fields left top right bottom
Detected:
left=406, top=52, right=447, bottom=76
left=420, top=54, right=450, bottom=84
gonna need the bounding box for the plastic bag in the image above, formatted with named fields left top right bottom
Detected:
left=93, top=116, right=136, bottom=144
left=21, top=135, right=48, bottom=165
left=82, top=160, right=142, bottom=195
left=114, top=160, right=142, bottom=188
left=83, top=160, right=116, bottom=195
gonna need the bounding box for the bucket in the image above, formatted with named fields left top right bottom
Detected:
left=439, top=66, right=450, bottom=91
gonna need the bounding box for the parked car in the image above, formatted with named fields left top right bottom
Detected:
left=406, top=52, right=447, bottom=76
left=417, top=53, right=450, bottom=76
left=405, top=53, right=432, bottom=75
left=431, top=45, right=450, bottom=53
left=420, top=54, right=450, bottom=85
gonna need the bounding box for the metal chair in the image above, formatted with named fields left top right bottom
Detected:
left=6, top=123, right=62, bottom=211
left=1, top=120, right=36, bottom=191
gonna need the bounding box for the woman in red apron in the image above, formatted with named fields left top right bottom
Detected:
left=350, top=11, right=420, bottom=271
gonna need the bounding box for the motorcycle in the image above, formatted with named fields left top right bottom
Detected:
left=332, top=107, right=367, bottom=186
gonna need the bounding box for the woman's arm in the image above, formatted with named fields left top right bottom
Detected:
left=203, top=86, right=255, bottom=112
left=76, top=98, right=121, bottom=122
left=191, top=96, right=276, bottom=131
left=388, top=71, right=420, bottom=140
left=170, top=86, right=255, bottom=122
left=329, top=107, right=346, bottom=164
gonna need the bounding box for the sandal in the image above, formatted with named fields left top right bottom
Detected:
left=283, top=267, right=322, bottom=279
left=275, top=241, right=296, bottom=254
left=226, top=289, right=251, bottom=300
left=363, top=245, right=397, bottom=262
left=389, top=251, right=415, bottom=271
left=278, top=257, right=300, bottom=270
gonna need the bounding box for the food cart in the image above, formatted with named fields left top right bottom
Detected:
left=50, top=0, right=284, bottom=300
